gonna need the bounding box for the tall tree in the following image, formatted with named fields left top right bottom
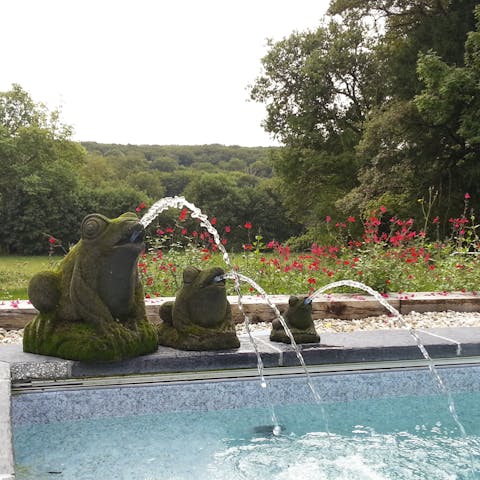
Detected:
left=251, top=0, right=480, bottom=231
left=340, top=1, right=480, bottom=221
left=250, top=12, right=384, bottom=226
left=0, top=85, right=85, bottom=253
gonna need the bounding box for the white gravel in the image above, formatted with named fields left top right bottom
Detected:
left=2, top=311, right=480, bottom=344
left=0, top=328, right=24, bottom=344
left=234, top=310, right=480, bottom=335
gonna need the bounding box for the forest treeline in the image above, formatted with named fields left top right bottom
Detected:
left=0, top=93, right=300, bottom=254
left=1, top=0, right=480, bottom=254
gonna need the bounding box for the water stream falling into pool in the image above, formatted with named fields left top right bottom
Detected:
left=307, top=279, right=474, bottom=475
left=141, top=196, right=295, bottom=434
left=141, top=197, right=472, bottom=469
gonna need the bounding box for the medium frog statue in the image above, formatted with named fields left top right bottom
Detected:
left=270, top=295, right=320, bottom=344
left=23, top=212, right=158, bottom=361
left=157, top=266, right=240, bottom=350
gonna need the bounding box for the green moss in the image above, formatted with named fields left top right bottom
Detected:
left=269, top=295, right=320, bottom=344
left=157, top=321, right=239, bottom=351
left=24, top=315, right=158, bottom=362
left=24, top=212, right=158, bottom=362
left=157, top=266, right=240, bottom=351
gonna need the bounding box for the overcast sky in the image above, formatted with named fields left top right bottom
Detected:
left=2, top=0, right=330, bottom=146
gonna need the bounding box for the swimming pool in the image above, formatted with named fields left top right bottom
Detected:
left=11, top=365, right=480, bottom=479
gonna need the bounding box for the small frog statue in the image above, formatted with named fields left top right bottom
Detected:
left=270, top=295, right=319, bottom=344
left=157, top=266, right=240, bottom=350
left=23, top=212, right=158, bottom=362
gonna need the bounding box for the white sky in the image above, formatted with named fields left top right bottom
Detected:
left=2, top=0, right=330, bottom=147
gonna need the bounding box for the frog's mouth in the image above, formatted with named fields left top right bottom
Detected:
left=204, top=268, right=226, bottom=288
left=115, top=223, right=145, bottom=247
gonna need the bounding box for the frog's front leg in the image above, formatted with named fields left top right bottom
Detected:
left=70, top=262, right=114, bottom=331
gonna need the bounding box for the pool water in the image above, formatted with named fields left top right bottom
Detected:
left=14, top=390, right=480, bottom=480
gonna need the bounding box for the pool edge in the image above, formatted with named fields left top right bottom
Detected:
left=0, top=361, right=15, bottom=480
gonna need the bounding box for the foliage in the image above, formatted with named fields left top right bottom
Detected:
left=0, top=84, right=294, bottom=254
left=0, top=85, right=87, bottom=254
left=4, top=198, right=480, bottom=300
left=134, top=201, right=480, bottom=298
left=250, top=0, right=480, bottom=235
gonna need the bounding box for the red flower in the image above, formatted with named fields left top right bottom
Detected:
left=135, top=202, right=146, bottom=212
left=347, top=216, right=356, bottom=223
left=211, top=217, right=217, bottom=225
left=307, top=278, right=316, bottom=284
left=326, top=215, right=331, bottom=223
left=179, top=208, right=188, bottom=221
left=48, top=236, right=56, bottom=244
left=181, top=228, right=188, bottom=235
left=244, top=222, right=252, bottom=229
left=465, top=193, right=471, bottom=200
left=224, top=226, right=231, bottom=233
left=433, top=216, right=439, bottom=224
left=380, top=205, right=387, bottom=213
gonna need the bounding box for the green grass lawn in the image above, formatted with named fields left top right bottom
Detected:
left=0, top=256, right=61, bottom=300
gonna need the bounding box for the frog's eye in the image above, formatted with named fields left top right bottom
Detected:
left=288, top=296, right=300, bottom=307
left=81, top=214, right=109, bottom=240
left=183, top=266, right=200, bottom=284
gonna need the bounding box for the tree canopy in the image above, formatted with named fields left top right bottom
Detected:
left=250, top=1, right=480, bottom=234
left=0, top=86, right=294, bottom=254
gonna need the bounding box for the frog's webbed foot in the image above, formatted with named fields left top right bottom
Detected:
left=159, top=301, right=174, bottom=326
left=28, top=271, right=61, bottom=314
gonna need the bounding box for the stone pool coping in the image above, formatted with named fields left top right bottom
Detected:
left=0, top=361, right=14, bottom=480
left=1, top=327, right=480, bottom=382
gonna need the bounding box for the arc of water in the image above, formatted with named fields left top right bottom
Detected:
left=307, top=280, right=469, bottom=439
left=141, top=198, right=470, bottom=468
left=141, top=196, right=280, bottom=433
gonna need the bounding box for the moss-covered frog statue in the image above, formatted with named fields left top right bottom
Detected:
left=23, top=212, right=158, bottom=362
left=157, top=266, right=240, bottom=350
left=270, top=295, right=319, bottom=344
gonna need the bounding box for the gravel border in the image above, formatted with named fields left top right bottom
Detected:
left=3, top=310, right=480, bottom=344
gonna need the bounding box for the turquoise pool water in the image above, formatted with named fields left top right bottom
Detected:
left=13, top=386, right=480, bottom=479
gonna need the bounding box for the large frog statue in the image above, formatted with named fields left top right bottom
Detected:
left=270, top=295, right=320, bottom=344
left=23, top=212, right=158, bottom=362
left=157, top=266, right=240, bottom=350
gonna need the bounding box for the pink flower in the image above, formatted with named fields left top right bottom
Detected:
left=465, top=193, right=471, bottom=200
left=380, top=205, right=387, bottom=213
left=326, top=215, right=331, bottom=223
left=48, top=236, right=56, bottom=244
left=244, top=222, right=252, bottom=229
left=211, top=217, right=217, bottom=225
left=224, top=226, right=231, bottom=233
